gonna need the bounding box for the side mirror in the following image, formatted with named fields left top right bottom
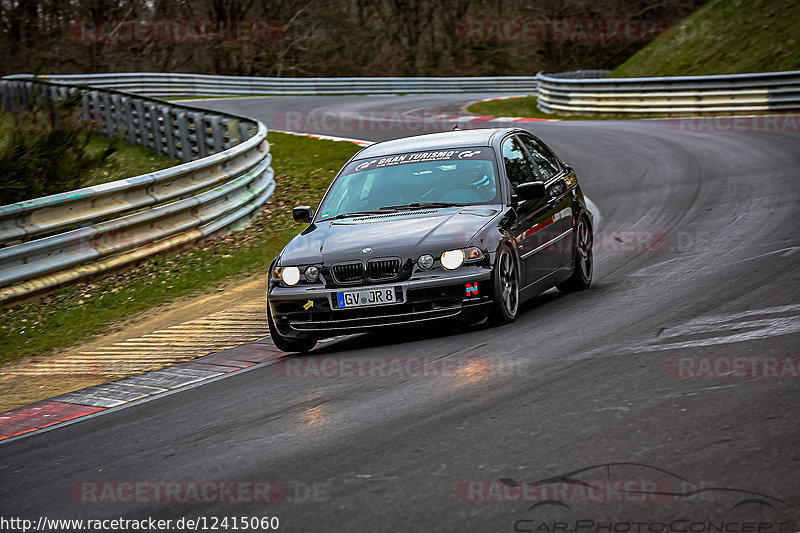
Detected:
left=292, top=206, right=313, bottom=224
left=514, top=181, right=546, bottom=201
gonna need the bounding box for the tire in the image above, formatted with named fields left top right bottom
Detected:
left=557, top=215, right=593, bottom=293
left=267, top=304, right=317, bottom=353
left=490, top=243, right=520, bottom=325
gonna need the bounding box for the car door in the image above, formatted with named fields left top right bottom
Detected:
left=500, top=134, right=562, bottom=287
left=517, top=133, right=575, bottom=270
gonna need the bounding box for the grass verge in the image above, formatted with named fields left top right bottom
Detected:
left=467, top=96, right=556, bottom=120
left=466, top=96, right=652, bottom=120
left=83, top=136, right=175, bottom=186
left=0, top=132, right=361, bottom=365
left=610, top=0, right=800, bottom=77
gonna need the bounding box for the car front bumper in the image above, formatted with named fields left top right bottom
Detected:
left=268, top=266, right=493, bottom=339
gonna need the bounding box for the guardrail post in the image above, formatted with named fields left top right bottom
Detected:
left=132, top=99, right=145, bottom=146
left=18, top=82, right=30, bottom=108
left=0, top=81, right=12, bottom=111
left=176, top=111, right=191, bottom=161
left=121, top=95, right=136, bottom=144
left=192, top=111, right=207, bottom=158
left=210, top=116, right=225, bottom=153
left=143, top=101, right=158, bottom=154
left=158, top=105, right=177, bottom=160
left=238, top=122, right=250, bottom=144
left=98, top=92, right=114, bottom=138
left=225, top=119, right=239, bottom=148
left=88, top=90, right=103, bottom=132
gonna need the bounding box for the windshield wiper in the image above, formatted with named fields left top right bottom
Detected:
left=329, top=209, right=395, bottom=220
left=379, top=202, right=466, bottom=211
left=328, top=202, right=463, bottom=220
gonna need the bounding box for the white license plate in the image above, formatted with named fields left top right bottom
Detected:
left=336, top=287, right=398, bottom=308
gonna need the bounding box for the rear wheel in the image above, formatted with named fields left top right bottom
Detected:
left=557, top=215, right=593, bottom=292
left=267, top=304, right=317, bottom=353
left=490, top=244, right=520, bottom=325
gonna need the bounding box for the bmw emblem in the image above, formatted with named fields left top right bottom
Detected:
left=361, top=247, right=373, bottom=254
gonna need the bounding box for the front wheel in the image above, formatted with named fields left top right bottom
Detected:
left=267, top=304, right=317, bottom=353
left=557, top=215, right=593, bottom=292
left=490, top=244, right=520, bottom=325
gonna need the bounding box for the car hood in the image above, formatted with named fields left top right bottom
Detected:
left=279, top=206, right=501, bottom=265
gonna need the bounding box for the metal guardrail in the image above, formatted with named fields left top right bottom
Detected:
left=0, top=79, right=274, bottom=302
left=536, top=70, right=800, bottom=115
left=1, top=79, right=256, bottom=160
left=9, top=70, right=799, bottom=117
left=4, top=73, right=538, bottom=98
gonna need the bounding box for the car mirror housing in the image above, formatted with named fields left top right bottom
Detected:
left=292, top=206, right=313, bottom=224
left=514, top=181, right=546, bottom=201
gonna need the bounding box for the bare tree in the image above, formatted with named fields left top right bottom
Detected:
left=0, top=0, right=706, bottom=77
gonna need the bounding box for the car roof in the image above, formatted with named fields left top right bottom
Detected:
left=354, top=128, right=516, bottom=159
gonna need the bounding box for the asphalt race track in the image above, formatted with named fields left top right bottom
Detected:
left=1, top=94, right=798, bottom=531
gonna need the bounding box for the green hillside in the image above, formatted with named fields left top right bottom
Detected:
left=610, top=0, right=800, bottom=77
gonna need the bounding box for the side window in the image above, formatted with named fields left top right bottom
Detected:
left=501, top=136, right=538, bottom=187
left=519, top=135, right=560, bottom=180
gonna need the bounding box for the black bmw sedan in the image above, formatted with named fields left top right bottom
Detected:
left=267, top=127, right=593, bottom=352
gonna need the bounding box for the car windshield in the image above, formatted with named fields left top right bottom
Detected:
left=317, top=147, right=499, bottom=220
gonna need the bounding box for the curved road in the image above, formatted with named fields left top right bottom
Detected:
left=1, top=95, right=798, bottom=531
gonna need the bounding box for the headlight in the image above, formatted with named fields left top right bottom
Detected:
left=304, top=266, right=319, bottom=282
left=441, top=249, right=465, bottom=270
left=417, top=254, right=435, bottom=270
left=281, top=266, right=301, bottom=286
left=464, top=247, right=484, bottom=262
